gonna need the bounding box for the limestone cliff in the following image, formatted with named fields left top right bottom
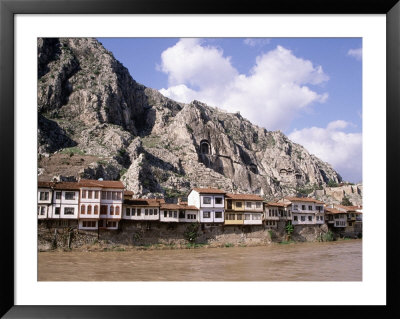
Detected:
left=37, top=38, right=346, bottom=201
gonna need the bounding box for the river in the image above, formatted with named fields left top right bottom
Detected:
left=38, top=239, right=361, bottom=281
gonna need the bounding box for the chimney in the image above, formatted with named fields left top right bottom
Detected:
left=177, top=197, right=182, bottom=205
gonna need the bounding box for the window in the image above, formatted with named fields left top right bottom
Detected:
left=40, top=206, right=46, bottom=215
left=137, top=209, right=141, bottom=216
left=308, top=216, right=312, bottom=221
left=246, top=202, right=252, bottom=208
left=65, top=192, right=75, bottom=200
left=101, top=191, right=106, bottom=200
left=100, top=205, right=107, bottom=215
left=168, top=211, right=172, bottom=218
left=173, top=211, right=177, bottom=218
left=94, top=205, right=98, bottom=214
left=87, top=205, right=92, bottom=214
left=55, top=192, right=61, bottom=199
left=149, top=209, right=153, bottom=215
left=117, top=192, right=122, bottom=200
left=301, top=216, right=305, bottom=222
left=179, top=211, right=185, bottom=219
left=107, top=221, right=117, bottom=228
left=237, top=214, right=243, bottom=220
left=40, top=192, right=49, bottom=201
left=253, top=214, right=261, bottom=220
left=226, top=214, right=235, bottom=220
left=107, top=192, right=112, bottom=200
left=82, top=221, right=96, bottom=228
left=348, top=222, right=353, bottom=226
left=145, top=209, right=148, bottom=216
left=268, top=211, right=271, bottom=217
left=55, top=207, right=60, bottom=215
left=215, top=197, right=222, bottom=205
left=164, top=211, right=167, bottom=217
left=131, top=208, right=136, bottom=216
left=126, top=208, right=131, bottom=216
left=256, top=202, right=261, bottom=208
left=215, top=212, right=222, bottom=219
left=236, top=202, right=242, bottom=208
left=95, top=191, right=99, bottom=199
left=245, top=214, right=251, bottom=220
left=81, top=205, right=85, bottom=214
left=88, top=190, right=92, bottom=199
left=316, top=206, right=322, bottom=212
left=113, top=192, right=117, bottom=200
left=203, top=197, right=211, bottom=204
left=116, top=206, right=120, bottom=215
left=203, top=211, right=210, bottom=218
left=316, top=216, right=319, bottom=221
left=320, top=216, right=324, bottom=221
left=308, top=205, right=312, bottom=210
left=302, top=205, right=306, bottom=210
left=64, top=207, right=75, bottom=215
left=293, top=205, right=298, bottom=211
left=294, top=215, right=298, bottom=221
left=110, top=206, right=114, bottom=215
left=154, top=209, right=158, bottom=215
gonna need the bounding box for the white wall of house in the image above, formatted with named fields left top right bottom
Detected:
left=199, top=209, right=224, bottom=223
left=243, top=212, right=263, bottom=225
left=333, top=214, right=347, bottom=227
left=78, top=219, right=98, bottom=230
left=188, top=190, right=200, bottom=208
left=50, top=190, right=79, bottom=219
left=123, top=206, right=159, bottom=221
left=244, top=201, right=263, bottom=211
left=292, top=213, right=317, bottom=225
left=160, top=210, right=179, bottom=222
left=37, top=205, right=50, bottom=219
left=179, top=210, right=199, bottom=223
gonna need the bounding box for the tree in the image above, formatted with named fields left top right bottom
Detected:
left=341, top=195, right=353, bottom=206
left=184, top=222, right=199, bottom=243
left=285, top=222, right=294, bottom=241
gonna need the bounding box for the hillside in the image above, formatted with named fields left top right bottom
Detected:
left=37, top=37, right=347, bottom=202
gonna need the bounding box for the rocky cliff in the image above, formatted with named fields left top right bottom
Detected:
left=37, top=38, right=345, bottom=201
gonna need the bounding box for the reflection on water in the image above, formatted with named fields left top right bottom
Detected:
left=38, top=240, right=361, bottom=281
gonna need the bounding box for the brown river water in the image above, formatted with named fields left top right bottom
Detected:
left=38, top=240, right=361, bottom=281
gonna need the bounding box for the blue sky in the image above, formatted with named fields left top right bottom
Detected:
left=97, top=37, right=362, bottom=183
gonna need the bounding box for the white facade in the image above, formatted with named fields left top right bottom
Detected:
left=188, top=189, right=225, bottom=223
left=123, top=206, right=160, bottom=221
left=289, top=199, right=324, bottom=226
left=99, top=188, right=123, bottom=220
left=50, top=190, right=79, bottom=219
left=243, top=212, right=263, bottom=225
left=37, top=187, right=52, bottom=219
left=160, top=209, right=180, bottom=223
left=178, top=209, right=199, bottom=223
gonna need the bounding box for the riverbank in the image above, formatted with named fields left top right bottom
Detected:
left=39, top=236, right=360, bottom=253
left=38, top=220, right=361, bottom=252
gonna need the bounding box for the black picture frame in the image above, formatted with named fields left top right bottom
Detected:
left=1, top=0, right=399, bottom=318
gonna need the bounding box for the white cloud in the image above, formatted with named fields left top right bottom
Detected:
left=347, top=48, right=362, bottom=61
left=288, top=121, right=362, bottom=183
left=243, top=38, right=271, bottom=47
left=159, top=39, right=329, bottom=131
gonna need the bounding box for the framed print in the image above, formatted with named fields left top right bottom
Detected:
left=1, top=0, right=399, bottom=318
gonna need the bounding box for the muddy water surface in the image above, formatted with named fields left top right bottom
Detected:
left=38, top=240, right=362, bottom=281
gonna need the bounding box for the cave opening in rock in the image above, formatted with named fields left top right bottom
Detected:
left=249, top=163, right=258, bottom=174
left=200, top=140, right=211, bottom=155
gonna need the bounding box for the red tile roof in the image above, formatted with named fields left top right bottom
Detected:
left=161, top=203, right=183, bottom=210
left=192, top=188, right=226, bottom=194
left=266, top=202, right=290, bottom=207
left=334, top=204, right=362, bottom=212
left=285, top=197, right=324, bottom=204
left=124, top=198, right=162, bottom=207
left=78, top=179, right=124, bottom=189
left=325, top=207, right=343, bottom=214
left=124, top=190, right=134, bottom=196
left=226, top=193, right=264, bottom=201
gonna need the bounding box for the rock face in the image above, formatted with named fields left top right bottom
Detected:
left=37, top=37, right=346, bottom=201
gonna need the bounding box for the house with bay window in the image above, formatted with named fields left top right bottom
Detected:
left=278, top=197, right=325, bottom=226
left=264, top=202, right=291, bottom=228
left=49, top=182, right=80, bottom=227
left=187, top=188, right=225, bottom=224
left=224, top=193, right=264, bottom=225
left=123, top=198, right=162, bottom=221
left=38, top=182, right=53, bottom=219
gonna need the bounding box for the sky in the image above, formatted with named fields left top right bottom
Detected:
left=97, top=37, right=362, bottom=183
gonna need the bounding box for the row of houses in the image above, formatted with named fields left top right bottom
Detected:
left=37, top=180, right=362, bottom=233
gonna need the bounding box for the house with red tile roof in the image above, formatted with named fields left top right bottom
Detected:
left=187, top=188, right=226, bottom=224
left=278, top=197, right=325, bottom=226
left=224, top=193, right=264, bottom=225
